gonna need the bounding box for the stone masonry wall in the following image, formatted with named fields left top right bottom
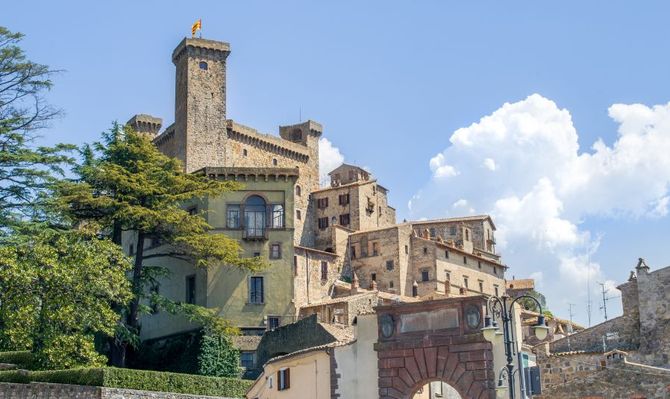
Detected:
left=533, top=348, right=670, bottom=399
left=636, top=265, right=670, bottom=366
left=350, top=226, right=403, bottom=294
left=0, top=383, right=237, bottom=399
left=550, top=315, right=639, bottom=354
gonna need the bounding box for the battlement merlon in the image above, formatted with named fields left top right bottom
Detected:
left=172, top=38, right=231, bottom=65
left=127, top=114, right=163, bottom=136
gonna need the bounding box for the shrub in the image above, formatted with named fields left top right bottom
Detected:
left=198, top=328, right=240, bottom=377
left=0, top=351, right=38, bottom=370
left=0, top=367, right=252, bottom=398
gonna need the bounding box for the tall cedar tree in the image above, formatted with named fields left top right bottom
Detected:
left=0, top=27, right=73, bottom=226
left=57, top=124, right=265, bottom=366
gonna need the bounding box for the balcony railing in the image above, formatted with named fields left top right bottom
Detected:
left=243, top=227, right=268, bottom=240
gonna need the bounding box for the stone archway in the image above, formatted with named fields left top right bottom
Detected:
left=376, top=297, right=496, bottom=399
left=411, top=380, right=462, bottom=399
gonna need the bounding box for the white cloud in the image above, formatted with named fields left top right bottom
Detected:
left=409, top=94, right=670, bottom=320
left=429, top=153, right=460, bottom=178
left=318, top=138, right=344, bottom=187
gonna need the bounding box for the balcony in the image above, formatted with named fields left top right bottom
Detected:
left=243, top=227, right=268, bottom=241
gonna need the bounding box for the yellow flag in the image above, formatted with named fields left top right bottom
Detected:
left=191, top=19, right=202, bottom=38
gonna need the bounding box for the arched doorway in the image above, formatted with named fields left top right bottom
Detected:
left=412, top=380, right=462, bottom=399
left=375, top=298, right=496, bottom=399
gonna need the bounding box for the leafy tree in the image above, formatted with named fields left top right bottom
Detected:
left=0, top=26, right=73, bottom=225
left=197, top=327, right=240, bottom=378
left=56, top=124, right=265, bottom=367
left=0, top=225, right=132, bottom=369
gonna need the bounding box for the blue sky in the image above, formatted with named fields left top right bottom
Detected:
left=6, top=1, right=670, bottom=326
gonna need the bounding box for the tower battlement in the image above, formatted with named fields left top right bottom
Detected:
left=172, top=38, right=230, bottom=64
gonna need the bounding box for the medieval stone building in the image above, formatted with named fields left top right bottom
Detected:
left=125, top=36, right=509, bottom=373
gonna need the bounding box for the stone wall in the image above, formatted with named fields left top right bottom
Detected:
left=0, top=383, right=237, bottom=399
left=533, top=347, right=670, bottom=399
left=293, top=247, right=341, bottom=309
left=636, top=264, right=670, bottom=366
left=550, top=315, right=639, bottom=354
left=350, top=226, right=405, bottom=294
left=254, top=314, right=347, bottom=369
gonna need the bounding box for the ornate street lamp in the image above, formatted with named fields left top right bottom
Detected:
left=481, top=294, right=549, bottom=399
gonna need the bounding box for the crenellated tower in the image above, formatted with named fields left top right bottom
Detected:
left=172, top=38, right=230, bottom=173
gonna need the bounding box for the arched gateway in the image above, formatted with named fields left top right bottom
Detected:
left=375, top=297, right=496, bottom=399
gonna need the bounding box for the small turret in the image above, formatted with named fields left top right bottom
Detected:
left=127, top=114, right=162, bottom=137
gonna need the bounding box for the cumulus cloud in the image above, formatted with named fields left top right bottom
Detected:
left=318, top=138, right=344, bottom=187
left=408, top=94, right=670, bottom=319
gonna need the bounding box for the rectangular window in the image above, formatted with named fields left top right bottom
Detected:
left=317, top=198, right=329, bottom=209
left=423, top=247, right=428, bottom=255
left=321, top=261, right=328, bottom=280
left=296, top=209, right=301, bottom=220
left=129, top=244, right=134, bottom=256
left=404, top=245, right=408, bottom=254
left=249, top=276, right=264, bottom=304
left=185, top=275, right=196, bottom=304
left=494, top=284, right=499, bottom=297
left=271, top=204, right=284, bottom=228
left=350, top=245, right=356, bottom=259
left=386, top=260, right=394, bottom=271
left=318, top=217, right=329, bottom=229
left=226, top=204, right=240, bottom=228
left=464, top=277, right=469, bottom=289
left=372, top=242, right=379, bottom=256
left=478, top=261, right=482, bottom=269
left=268, top=316, right=280, bottom=330
left=445, top=250, right=449, bottom=259
left=450, top=226, right=457, bottom=235
left=270, top=243, right=281, bottom=259
left=429, top=228, right=436, bottom=238
left=371, top=272, right=377, bottom=281
left=445, top=271, right=451, bottom=281
left=479, top=280, right=484, bottom=292
left=389, top=281, right=394, bottom=288
left=293, top=256, right=298, bottom=275
left=463, top=256, right=468, bottom=265
left=338, top=193, right=350, bottom=205
left=278, top=368, right=290, bottom=391
left=421, top=270, right=430, bottom=282
left=240, top=352, right=254, bottom=369
left=339, top=213, right=350, bottom=226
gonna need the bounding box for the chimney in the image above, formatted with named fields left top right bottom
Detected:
left=351, top=272, right=359, bottom=295
left=370, top=279, right=378, bottom=291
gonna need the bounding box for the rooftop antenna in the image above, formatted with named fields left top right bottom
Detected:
left=567, top=303, right=575, bottom=351
left=299, top=106, right=302, bottom=122
left=586, top=254, right=592, bottom=327
left=598, top=282, right=613, bottom=321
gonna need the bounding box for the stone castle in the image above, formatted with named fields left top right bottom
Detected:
left=125, top=36, right=509, bottom=370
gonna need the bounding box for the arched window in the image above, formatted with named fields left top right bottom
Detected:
left=199, top=61, right=208, bottom=70
left=244, top=195, right=266, bottom=237
left=295, top=185, right=301, bottom=196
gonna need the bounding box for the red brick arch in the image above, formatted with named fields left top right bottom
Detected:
left=376, top=298, right=496, bottom=399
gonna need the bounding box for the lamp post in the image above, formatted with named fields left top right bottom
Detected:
left=481, top=294, right=549, bottom=399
